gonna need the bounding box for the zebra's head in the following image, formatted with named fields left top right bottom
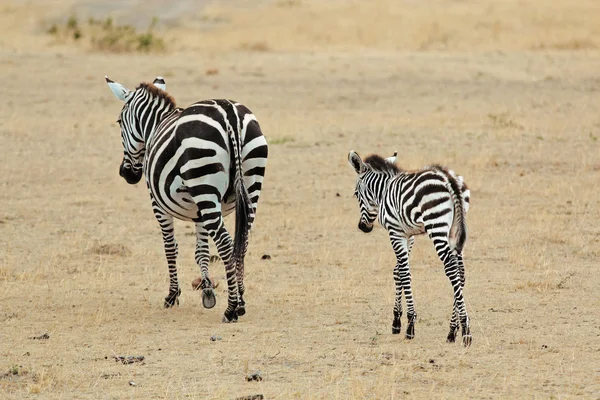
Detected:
left=348, top=151, right=399, bottom=233
left=348, top=151, right=378, bottom=233
left=105, top=75, right=168, bottom=185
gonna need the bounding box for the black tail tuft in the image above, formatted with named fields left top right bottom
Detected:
left=233, top=177, right=252, bottom=264
left=439, top=167, right=467, bottom=253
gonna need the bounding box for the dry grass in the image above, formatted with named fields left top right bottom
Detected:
left=0, top=0, right=599, bottom=399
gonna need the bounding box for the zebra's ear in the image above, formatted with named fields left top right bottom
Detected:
left=348, top=151, right=365, bottom=174
left=105, top=76, right=132, bottom=102
left=153, top=76, right=166, bottom=91
left=385, top=151, right=398, bottom=164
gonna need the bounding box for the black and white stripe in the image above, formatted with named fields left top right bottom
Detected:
left=348, top=151, right=472, bottom=346
left=106, top=76, right=268, bottom=322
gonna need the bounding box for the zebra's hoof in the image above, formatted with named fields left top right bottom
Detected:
left=164, top=289, right=181, bottom=308
left=202, top=288, right=216, bottom=309
left=392, top=327, right=401, bottom=335
left=447, top=327, right=458, bottom=343
left=236, top=306, right=246, bottom=317
left=164, top=297, right=179, bottom=308
left=462, top=334, right=472, bottom=347
left=406, top=324, right=415, bottom=339
left=222, top=310, right=238, bottom=323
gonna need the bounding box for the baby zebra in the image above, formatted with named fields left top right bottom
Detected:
left=348, top=151, right=472, bottom=346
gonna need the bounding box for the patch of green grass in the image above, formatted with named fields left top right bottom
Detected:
left=270, top=136, right=295, bottom=145
left=47, top=15, right=165, bottom=53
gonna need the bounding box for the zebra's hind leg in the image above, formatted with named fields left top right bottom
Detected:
left=447, top=251, right=465, bottom=342
left=155, top=209, right=181, bottom=308
left=446, top=302, right=460, bottom=343
left=436, top=242, right=471, bottom=346
left=207, top=219, right=239, bottom=323
left=194, top=224, right=216, bottom=309
left=235, top=237, right=249, bottom=317
left=392, top=263, right=403, bottom=334
left=389, top=232, right=416, bottom=339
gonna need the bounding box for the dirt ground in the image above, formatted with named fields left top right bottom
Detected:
left=1, top=0, right=599, bottom=398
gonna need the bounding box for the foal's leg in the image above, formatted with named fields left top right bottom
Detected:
left=389, top=231, right=416, bottom=339
left=435, top=240, right=471, bottom=346
left=447, top=250, right=466, bottom=342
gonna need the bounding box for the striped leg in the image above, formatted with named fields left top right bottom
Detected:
left=389, top=232, right=417, bottom=339
left=194, top=224, right=216, bottom=309
left=391, top=263, right=403, bottom=334
left=391, top=236, right=414, bottom=334
left=447, top=250, right=466, bottom=342
left=207, top=218, right=239, bottom=323
left=154, top=207, right=180, bottom=308
left=436, top=242, right=471, bottom=346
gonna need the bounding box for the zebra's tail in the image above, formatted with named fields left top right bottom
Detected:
left=445, top=170, right=467, bottom=254
left=228, top=124, right=253, bottom=266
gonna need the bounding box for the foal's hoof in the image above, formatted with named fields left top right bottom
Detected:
left=447, top=327, right=458, bottom=343
left=406, top=324, right=415, bottom=340
left=462, top=334, right=472, bottom=347
left=202, top=288, right=216, bottom=309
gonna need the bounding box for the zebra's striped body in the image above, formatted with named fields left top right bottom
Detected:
left=348, top=151, right=472, bottom=346
left=106, top=76, right=268, bottom=322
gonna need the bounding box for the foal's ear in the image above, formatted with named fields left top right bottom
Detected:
left=152, top=76, right=166, bottom=91
left=385, top=151, right=398, bottom=164
left=348, top=151, right=365, bottom=174
left=105, top=76, right=132, bottom=101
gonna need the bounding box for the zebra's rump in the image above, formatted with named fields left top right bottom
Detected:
left=386, top=167, right=469, bottom=237
left=144, top=99, right=268, bottom=222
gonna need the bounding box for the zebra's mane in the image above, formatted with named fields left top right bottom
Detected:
left=364, top=154, right=400, bottom=174
left=136, top=82, right=177, bottom=108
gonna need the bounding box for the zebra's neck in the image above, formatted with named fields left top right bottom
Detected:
left=139, top=100, right=177, bottom=147
left=365, top=171, right=394, bottom=205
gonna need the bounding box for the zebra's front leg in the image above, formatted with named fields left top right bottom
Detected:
left=438, top=244, right=471, bottom=346
left=156, top=211, right=180, bottom=308
left=208, top=221, right=239, bottom=323
left=389, top=233, right=416, bottom=339
left=194, top=224, right=216, bottom=309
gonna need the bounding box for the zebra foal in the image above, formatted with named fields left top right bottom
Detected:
left=348, top=151, right=472, bottom=346
left=105, top=76, right=268, bottom=322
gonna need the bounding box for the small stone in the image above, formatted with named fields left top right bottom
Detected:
left=29, top=333, right=50, bottom=340
left=261, top=254, right=271, bottom=260
left=129, top=381, right=136, bottom=386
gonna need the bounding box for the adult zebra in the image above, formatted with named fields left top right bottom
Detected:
left=105, top=76, right=268, bottom=323
left=348, top=151, right=472, bottom=346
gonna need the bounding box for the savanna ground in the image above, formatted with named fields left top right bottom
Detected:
left=1, top=0, right=599, bottom=398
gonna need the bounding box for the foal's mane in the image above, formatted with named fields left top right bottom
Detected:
left=364, top=154, right=400, bottom=174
